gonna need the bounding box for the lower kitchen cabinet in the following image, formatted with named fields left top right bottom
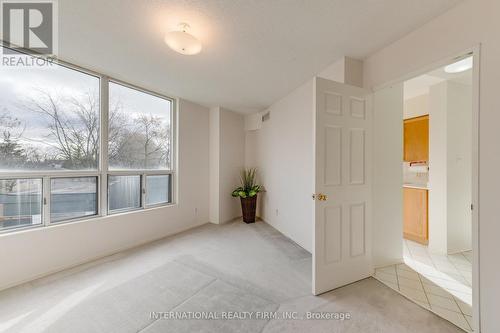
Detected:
left=403, top=187, right=428, bottom=245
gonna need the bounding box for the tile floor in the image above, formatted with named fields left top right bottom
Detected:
left=0, top=221, right=463, bottom=333
left=374, top=240, right=473, bottom=332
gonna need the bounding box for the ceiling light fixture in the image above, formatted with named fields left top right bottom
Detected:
left=164, top=23, right=202, bottom=55
left=444, top=56, right=473, bottom=74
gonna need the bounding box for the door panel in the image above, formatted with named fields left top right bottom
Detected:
left=313, top=77, right=372, bottom=295
left=350, top=203, right=366, bottom=257
left=324, top=206, right=342, bottom=263
left=324, top=126, right=342, bottom=186
left=349, top=129, right=365, bottom=185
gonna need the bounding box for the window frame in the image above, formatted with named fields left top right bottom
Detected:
left=144, top=174, right=172, bottom=208
left=106, top=174, right=143, bottom=215
left=0, top=177, right=44, bottom=233
left=49, top=175, right=99, bottom=225
left=0, top=45, right=177, bottom=233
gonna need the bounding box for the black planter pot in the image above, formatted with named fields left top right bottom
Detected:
left=240, top=195, right=257, bottom=223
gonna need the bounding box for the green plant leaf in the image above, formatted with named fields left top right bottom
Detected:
left=232, top=168, right=262, bottom=198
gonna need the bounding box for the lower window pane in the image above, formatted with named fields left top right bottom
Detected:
left=108, top=175, right=141, bottom=212
left=146, top=175, right=171, bottom=206
left=50, top=177, right=98, bottom=223
left=0, top=179, right=42, bottom=231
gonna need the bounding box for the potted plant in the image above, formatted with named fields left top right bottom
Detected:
left=232, top=168, right=262, bottom=223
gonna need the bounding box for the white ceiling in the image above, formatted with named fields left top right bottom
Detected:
left=58, top=0, right=463, bottom=113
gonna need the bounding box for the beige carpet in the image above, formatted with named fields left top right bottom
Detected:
left=0, top=221, right=464, bottom=333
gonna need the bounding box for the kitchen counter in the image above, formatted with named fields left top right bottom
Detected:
left=403, top=183, right=428, bottom=190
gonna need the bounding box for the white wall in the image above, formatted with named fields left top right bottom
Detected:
left=0, top=98, right=210, bottom=291
left=219, top=108, right=245, bottom=223
left=318, top=56, right=363, bottom=87
left=209, top=107, right=245, bottom=224
left=428, top=82, right=448, bottom=254
left=363, top=0, right=496, bottom=330
left=244, top=57, right=363, bottom=253
left=245, top=80, right=315, bottom=252
left=428, top=80, right=472, bottom=255
left=372, top=83, right=404, bottom=267
left=209, top=107, right=220, bottom=223
left=404, top=94, right=429, bottom=119
left=318, top=57, right=345, bottom=82
left=446, top=81, right=472, bottom=253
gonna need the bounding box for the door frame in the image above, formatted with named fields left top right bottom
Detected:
left=372, top=44, right=481, bottom=332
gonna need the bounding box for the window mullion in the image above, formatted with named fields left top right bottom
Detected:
left=42, top=176, right=50, bottom=226
left=100, top=76, right=110, bottom=217
left=141, top=174, right=146, bottom=209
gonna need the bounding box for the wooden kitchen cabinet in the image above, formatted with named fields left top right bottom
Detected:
left=403, top=187, right=428, bottom=245
left=404, top=115, right=429, bottom=162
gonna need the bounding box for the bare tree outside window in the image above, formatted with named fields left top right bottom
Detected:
left=0, top=112, right=26, bottom=169
left=0, top=62, right=102, bottom=171
left=23, top=89, right=100, bottom=169
left=0, top=86, right=171, bottom=171
left=108, top=82, right=172, bottom=170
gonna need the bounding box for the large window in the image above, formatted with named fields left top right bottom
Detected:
left=0, top=56, right=100, bottom=171
left=108, top=82, right=172, bottom=170
left=0, top=47, right=175, bottom=232
left=106, top=82, right=173, bottom=215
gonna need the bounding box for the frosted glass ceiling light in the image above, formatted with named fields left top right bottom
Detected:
left=444, top=56, right=473, bottom=73
left=164, top=23, right=202, bottom=55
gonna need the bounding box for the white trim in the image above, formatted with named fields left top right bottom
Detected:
left=48, top=175, right=99, bottom=225
left=0, top=223, right=44, bottom=235
left=107, top=170, right=174, bottom=176
left=471, top=44, right=481, bottom=333
left=371, top=45, right=477, bottom=92
left=172, top=98, right=179, bottom=205
left=0, top=171, right=99, bottom=178
left=100, top=75, right=110, bottom=217
left=144, top=174, right=172, bottom=207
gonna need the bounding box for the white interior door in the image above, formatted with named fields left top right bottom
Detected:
left=313, top=77, right=373, bottom=295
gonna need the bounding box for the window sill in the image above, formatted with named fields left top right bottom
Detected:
left=0, top=202, right=177, bottom=237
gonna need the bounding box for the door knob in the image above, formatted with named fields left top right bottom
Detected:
left=313, top=193, right=328, bottom=201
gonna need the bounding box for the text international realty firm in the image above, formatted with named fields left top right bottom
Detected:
left=150, top=311, right=352, bottom=321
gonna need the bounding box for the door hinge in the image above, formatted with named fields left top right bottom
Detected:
left=471, top=204, right=474, bottom=211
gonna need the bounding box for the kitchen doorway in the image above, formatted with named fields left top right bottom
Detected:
left=373, top=49, right=479, bottom=332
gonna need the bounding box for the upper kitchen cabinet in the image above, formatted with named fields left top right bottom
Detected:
left=404, top=115, right=429, bottom=162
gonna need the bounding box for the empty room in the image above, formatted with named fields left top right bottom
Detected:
left=0, top=1, right=498, bottom=332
